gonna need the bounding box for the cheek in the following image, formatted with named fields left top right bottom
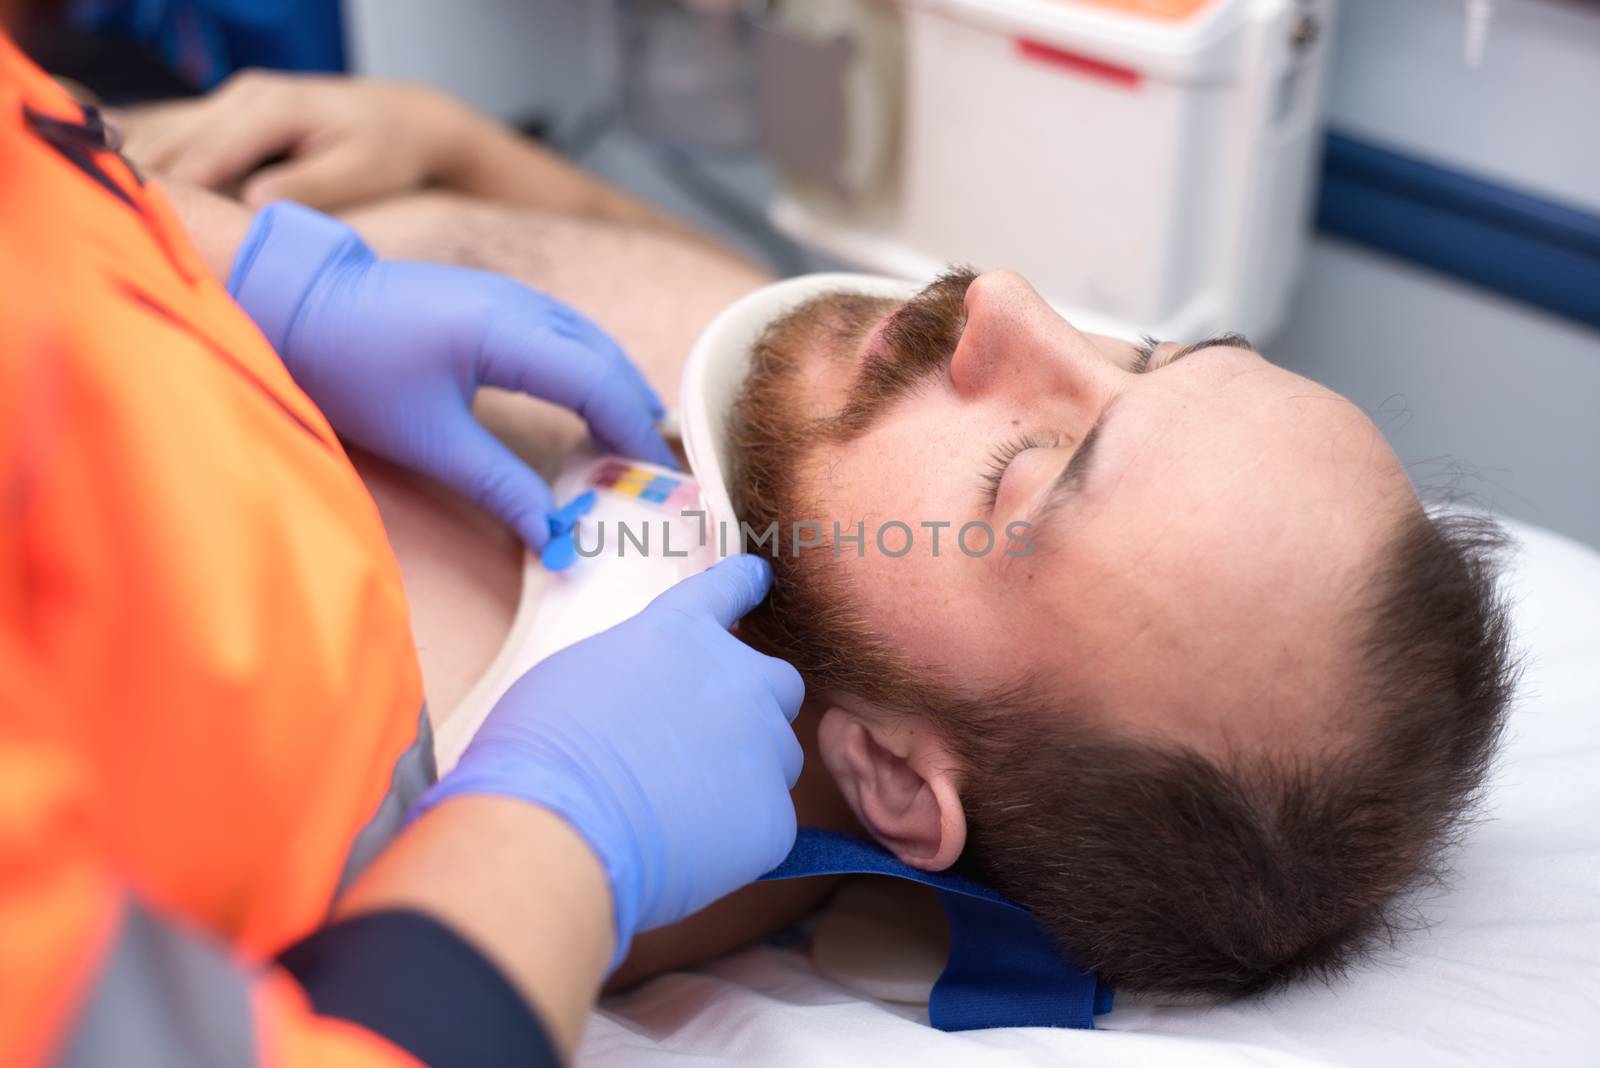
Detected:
left=793, top=415, right=1037, bottom=677
left=798, top=464, right=978, bottom=659
left=829, top=525, right=1028, bottom=684
left=841, top=552, right=989, bottom=675
left=808, top=431, right=967, bottom=528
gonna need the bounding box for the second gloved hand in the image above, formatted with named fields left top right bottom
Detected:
left=416, top=555, right=806, bottom=969
left=228, top=201, right=676, bottom=549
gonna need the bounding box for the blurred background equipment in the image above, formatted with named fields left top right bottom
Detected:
left=357, top=0, right=1340, bottom=344
left=756, top=0, right=1334, bottom=345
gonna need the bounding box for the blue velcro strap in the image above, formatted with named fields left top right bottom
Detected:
left=760, top=828, right=1112, bottom=1030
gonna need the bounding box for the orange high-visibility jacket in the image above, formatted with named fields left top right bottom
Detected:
left=0, top=33, right=447, bottom=1068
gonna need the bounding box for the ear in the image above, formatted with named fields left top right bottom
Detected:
left=816, top=704, right=967, bottom=871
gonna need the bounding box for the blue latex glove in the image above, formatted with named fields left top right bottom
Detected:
left=415, top=555, right=805, bottom=968
left=228, top=201, right=676, bottom=550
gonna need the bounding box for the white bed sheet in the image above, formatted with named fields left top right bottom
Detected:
left=578, top=518, right=1600, bottom=1067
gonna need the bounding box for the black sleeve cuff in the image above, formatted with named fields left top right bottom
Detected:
left=278, top=909, right=561, bottom=1068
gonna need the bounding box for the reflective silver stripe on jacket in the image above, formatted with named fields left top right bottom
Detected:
left=58, top=898, right=256, bottom=1068
left=336, top=705, right=438, bottom=897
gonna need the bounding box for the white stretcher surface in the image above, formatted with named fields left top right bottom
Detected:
left=578, top=517, right=1600, bottom=1066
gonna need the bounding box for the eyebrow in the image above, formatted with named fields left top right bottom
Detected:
left=1022, top=335, right=1258, bottom=546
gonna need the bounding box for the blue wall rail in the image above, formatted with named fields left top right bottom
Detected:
left=1317, top=131, right=1600, bottom=330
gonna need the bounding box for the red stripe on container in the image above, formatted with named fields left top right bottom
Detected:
left=1016, top=38, right=1142, bottom=88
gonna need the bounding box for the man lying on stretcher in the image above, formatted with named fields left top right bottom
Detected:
left=127, top=72, right=1517, bottom=999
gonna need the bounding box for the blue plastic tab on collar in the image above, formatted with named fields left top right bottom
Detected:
left=541, top=533, right=577, bottom=572
left=548, top=490, right=597, bottom=536
left=542, top=491, right=599, bottom=571
left=761, top=828, right=1112, bottom=1031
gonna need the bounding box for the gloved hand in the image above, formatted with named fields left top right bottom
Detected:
left=415, top=555, right=805, bottom=969
left=228, top=201, right=675, bottom=549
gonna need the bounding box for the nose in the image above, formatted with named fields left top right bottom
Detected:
left=948, top=269, right=1120, bottom=408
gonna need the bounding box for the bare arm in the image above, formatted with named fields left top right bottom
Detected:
left=433, top=108, right=682, bottom=233
left=118, top=72, right=744, bottom=261
left=340, top=797, right=613, bottom=1056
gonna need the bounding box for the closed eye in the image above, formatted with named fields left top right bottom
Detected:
left=1131, top=335, right=1160, bottom=374
left=979, top=433, right=1042, bottom=511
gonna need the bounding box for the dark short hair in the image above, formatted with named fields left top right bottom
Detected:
left=727, top=293, right=1518, bottom=998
